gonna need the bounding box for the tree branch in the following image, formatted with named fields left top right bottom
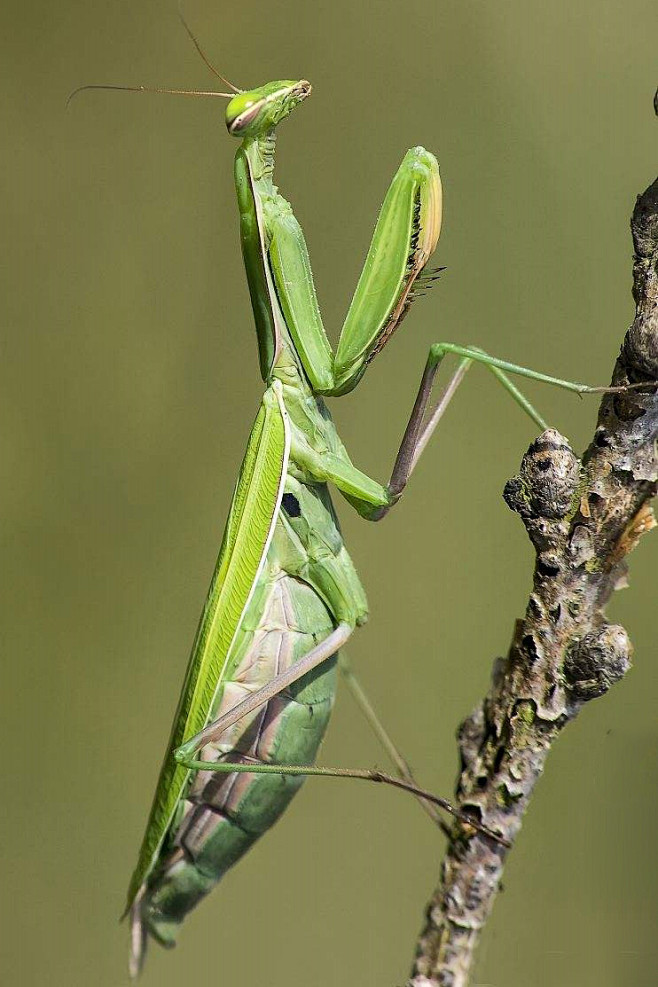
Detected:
left=408, top=138, right=658, bottom=985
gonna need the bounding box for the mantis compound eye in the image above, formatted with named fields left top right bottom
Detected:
left=226, top=92, right=262, bottom=134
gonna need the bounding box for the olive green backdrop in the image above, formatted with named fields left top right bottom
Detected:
left=2, top=1, right=656, bottom=985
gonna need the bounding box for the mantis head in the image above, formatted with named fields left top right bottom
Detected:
left=226, top=80, right=312, bottom=137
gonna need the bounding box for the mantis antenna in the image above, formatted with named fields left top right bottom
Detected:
left=66, top=84, right=234, bottom=108
left=66, top=10, right=242, bottom=107
left=177, top=9, right=243, bottom=92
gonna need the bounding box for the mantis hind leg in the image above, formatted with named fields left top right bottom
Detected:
left=172, top=620, right=438, bottom=808
left=172, top=626, right=490, bottom=834
left=175, top=622, right=353, bottom=761
left=338, top=653, right=450, bottom=835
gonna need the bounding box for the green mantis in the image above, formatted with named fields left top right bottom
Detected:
left=78, top=42, right=645, bottom=979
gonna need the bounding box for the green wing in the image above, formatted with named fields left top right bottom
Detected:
left=125, top=383, right=289, bottom=911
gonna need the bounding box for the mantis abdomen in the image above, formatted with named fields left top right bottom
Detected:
left=137, top=435, right=367, bottom=947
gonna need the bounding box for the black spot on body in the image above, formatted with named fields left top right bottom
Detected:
left=282, top=493, right=301, bottom=518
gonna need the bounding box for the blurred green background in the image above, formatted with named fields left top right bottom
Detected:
left=2, top=1, right=657, bottom=984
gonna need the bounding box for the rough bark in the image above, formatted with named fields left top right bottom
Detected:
left=408, top=153, right=658, bottom=983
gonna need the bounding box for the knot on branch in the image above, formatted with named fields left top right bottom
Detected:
left=564, top=624, right=632, bottom=701
left=629, top=175, right=658, bottom=309
left=606, top=176, right=658, bottom=439
left=503, top=430, right=580, bottom=550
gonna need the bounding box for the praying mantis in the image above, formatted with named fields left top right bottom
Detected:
left=73, top=31, right=648, bottom=980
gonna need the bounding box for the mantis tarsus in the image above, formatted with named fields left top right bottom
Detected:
left=75, top=37, right=650, bottom=980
